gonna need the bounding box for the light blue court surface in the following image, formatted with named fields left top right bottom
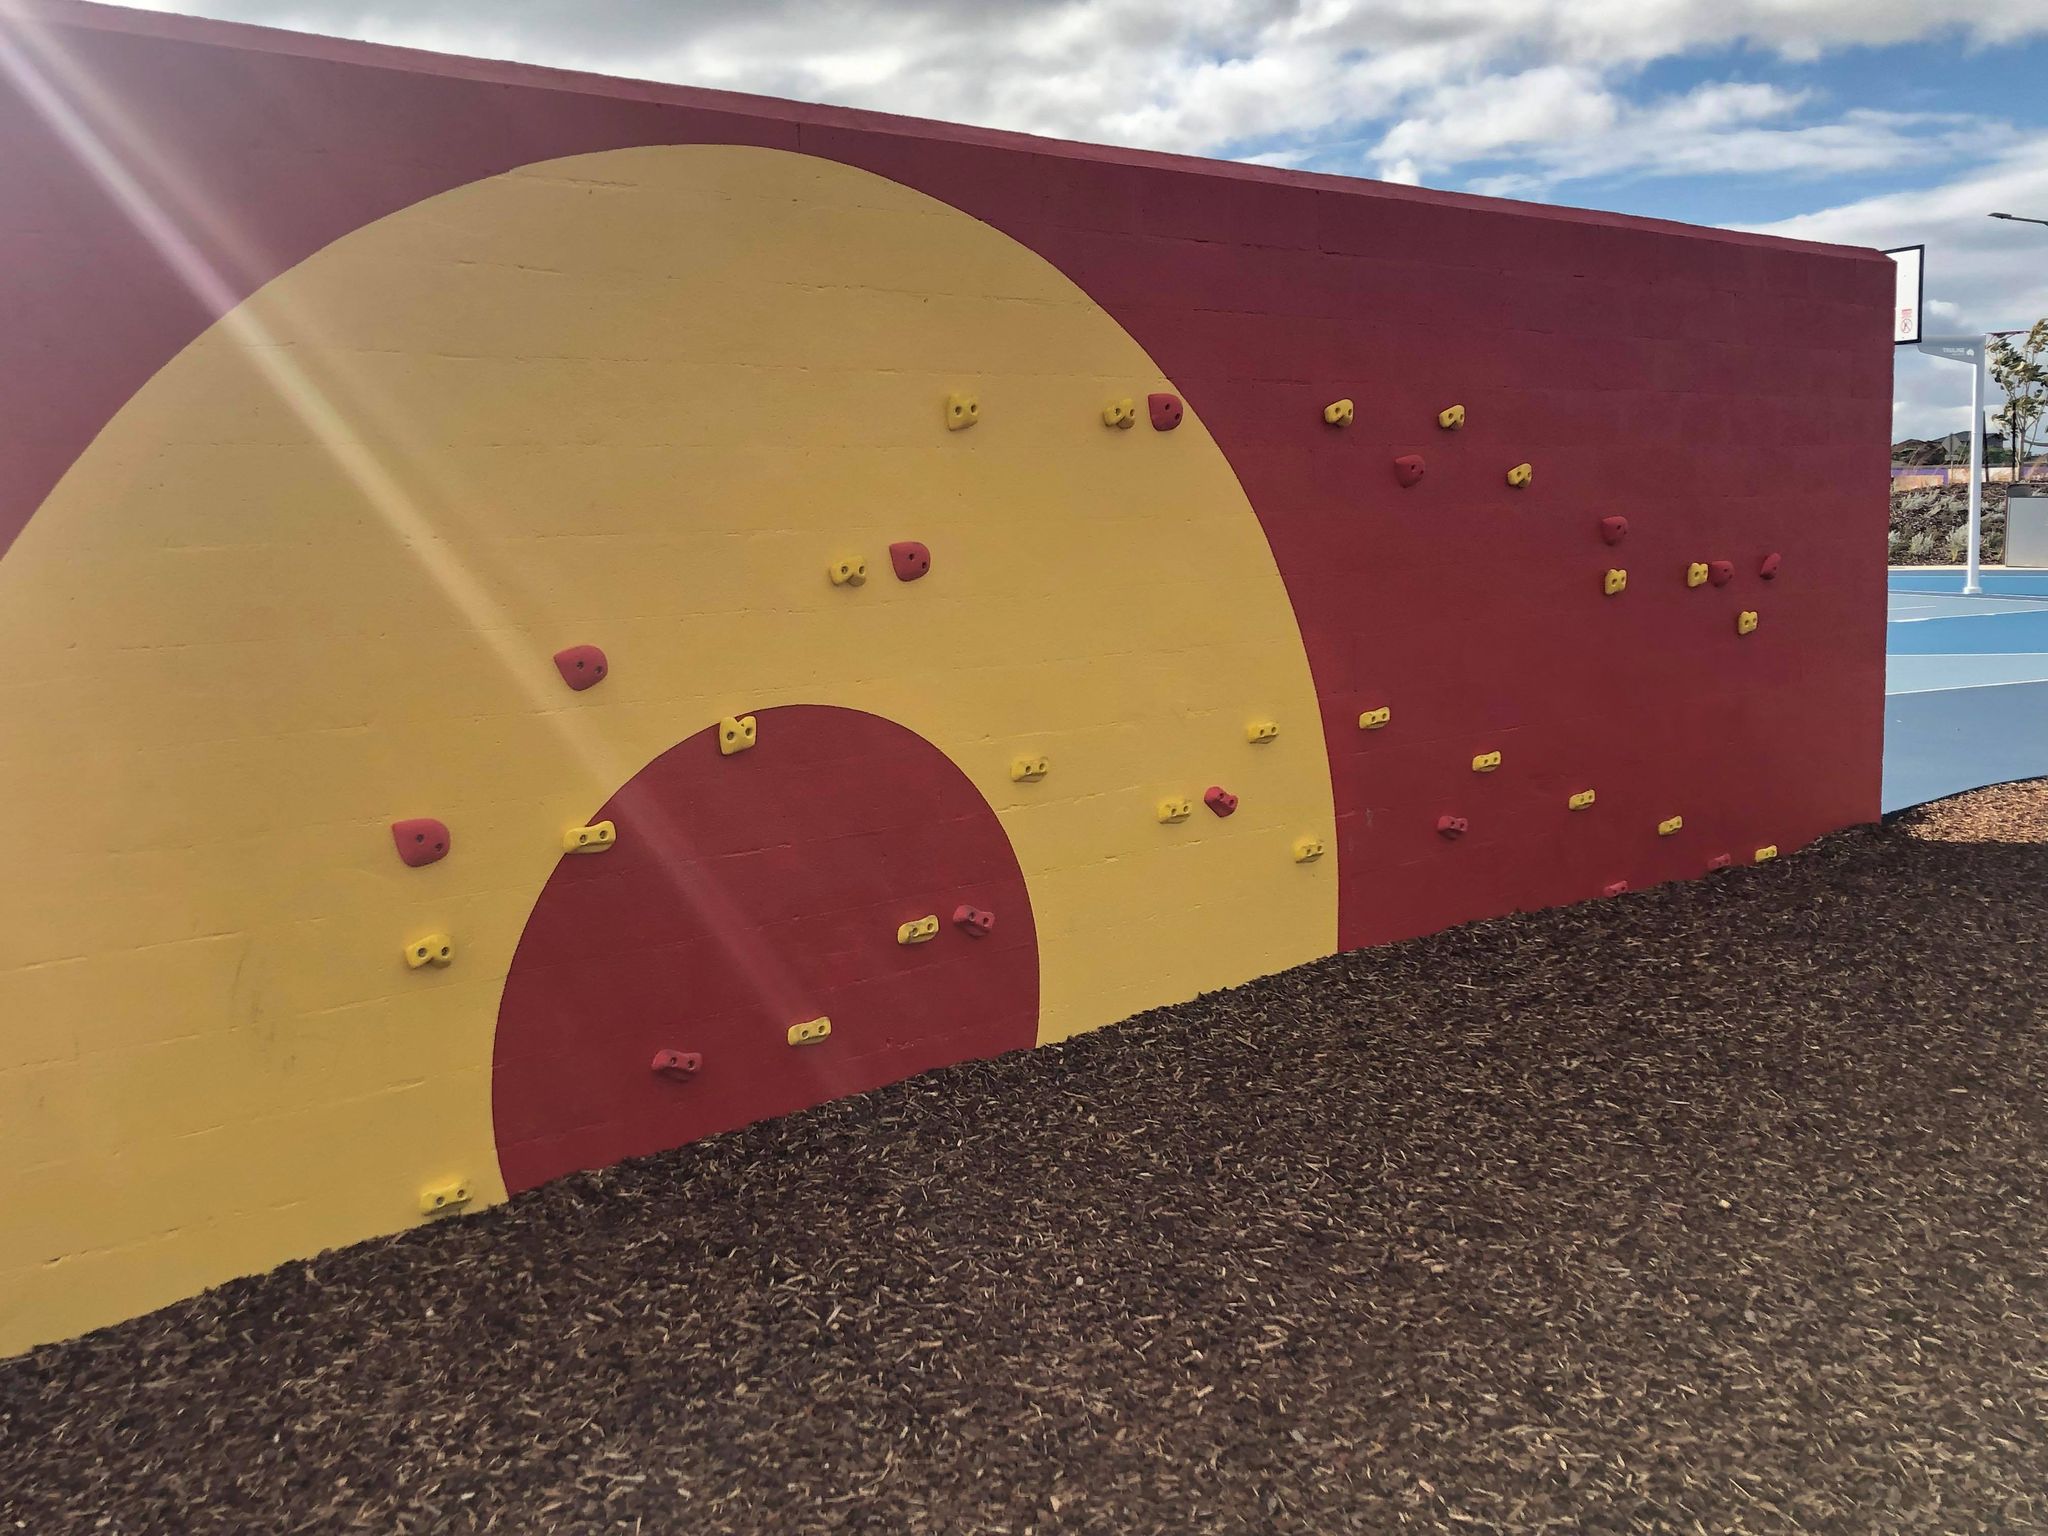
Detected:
left=1886, top=568, right=2048, bottom=813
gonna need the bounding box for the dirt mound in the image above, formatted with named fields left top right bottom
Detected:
left=1889, top=482, right=2009, bottom=564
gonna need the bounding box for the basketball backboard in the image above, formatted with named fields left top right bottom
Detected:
left=1884, top=245, right=1924, bottom=344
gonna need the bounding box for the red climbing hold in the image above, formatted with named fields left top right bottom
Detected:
left=1204, top=785, right=1239, bottom=817
left=952, top=904, right=996, bottom=936
left=1600, top=516, right=1629, bottom=545
left=553, top=644, right=608, bottom=691
left=651, top=1049, right=702, bottom=1078
left=1393, top=455, right=1427, bottom=488
left=1148, top=393, right=1184, bottom=431
left=1759, top=552, right=1782, bottom=580
left=391, top=817, right=451, bottom=867
left=1706, top=854, right=1732, bottom=872
left=1708, top=561, right=1734, bottom=587
left=1602, top=880, right=1629, bottom=898
left=1435, top=814, right=1468, bottom=839
left=889, top=541, right=932, bottom=582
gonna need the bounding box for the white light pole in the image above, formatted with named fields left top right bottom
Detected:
left=1917, top=334, right=1988, bottom=595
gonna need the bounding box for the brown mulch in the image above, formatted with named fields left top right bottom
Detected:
left=1907, top=776, right=2048, bottom=844
left=4, top=788, right=2048, bottom=1535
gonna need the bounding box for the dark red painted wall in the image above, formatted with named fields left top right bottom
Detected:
left=495, top=707, right=1039, bottom=1192
left=0, top=1, right=1891, bottom=971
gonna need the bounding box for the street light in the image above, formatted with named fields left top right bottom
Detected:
left=1990, top=212, right=2048, bottom=228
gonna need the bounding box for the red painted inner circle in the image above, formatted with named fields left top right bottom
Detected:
left=492, top=705, right=1040, bottom=1193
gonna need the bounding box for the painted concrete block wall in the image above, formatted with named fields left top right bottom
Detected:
left=0, top=0, right=1893, bottom=1354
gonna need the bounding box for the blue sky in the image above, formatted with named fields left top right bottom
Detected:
left=1487, top=38, right=2048, bottom=228
left=1226, top=34, right=2048, bottom=208
left=126, top=0, right=2048, bottom=440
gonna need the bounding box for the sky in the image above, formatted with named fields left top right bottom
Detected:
left=122, top=0, right=2048, bottom=442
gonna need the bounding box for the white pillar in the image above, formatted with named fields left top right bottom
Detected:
left=1966, top=339, right=1985, bottom=596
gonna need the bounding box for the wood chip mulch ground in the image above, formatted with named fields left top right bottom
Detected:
left=5, top=783, right=2048, bottom=1535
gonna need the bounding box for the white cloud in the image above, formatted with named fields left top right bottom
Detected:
left=1741, top=137, right=2048, bottom=438
left=1373, top=65, right=1620, bottom=172
left=1659, top=80, right=1806, bottom=132
left=1373, top=78, right=1988, bottom=192
left=117, top=0, right=2048, bottom=159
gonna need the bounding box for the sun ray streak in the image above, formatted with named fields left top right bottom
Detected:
left=0, top=13, right=818, bottom=1034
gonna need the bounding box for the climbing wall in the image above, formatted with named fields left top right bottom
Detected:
left=0, top=0, right=1893, bottom=1355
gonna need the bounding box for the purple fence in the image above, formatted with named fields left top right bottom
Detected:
left=1892, top=465, right=2048, bottom=485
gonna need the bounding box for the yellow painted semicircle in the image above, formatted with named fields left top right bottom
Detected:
left=0, top=146, right=1332, bottom=1352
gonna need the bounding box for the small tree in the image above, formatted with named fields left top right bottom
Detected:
left=1990, top=319, right=2048, bottom=478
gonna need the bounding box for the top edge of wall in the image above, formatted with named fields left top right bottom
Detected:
left=0, top=0, right=1888, bottom=268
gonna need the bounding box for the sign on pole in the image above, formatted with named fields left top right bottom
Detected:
left=1885, top=245, right=1924, bottom=344
left=1916, top=333, right=1979, bottom=365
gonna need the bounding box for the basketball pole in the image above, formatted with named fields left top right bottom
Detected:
left=1967, top=336, right=1984, bottom=597
left=1916, top=333, right=1991, bottom=595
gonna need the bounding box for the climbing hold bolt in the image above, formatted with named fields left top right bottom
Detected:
left=562, top=821, right=616, bottom=853
left=553, top=644, right=608, bottom=692
left=391, top=817, right=451, bottom=868
left=788, top=1017, right=832, bottom=1046
left=897, top=915, right=940, bottom=946
left=418, top=1179, right=470, bottom=1216
left=889, top=541, right=931, bottom=582
left=718, top=715, right=758, bottom=756
left=652, top=1050, right=702, bottom=1078
left=403, top=933, right=455, bottom=970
